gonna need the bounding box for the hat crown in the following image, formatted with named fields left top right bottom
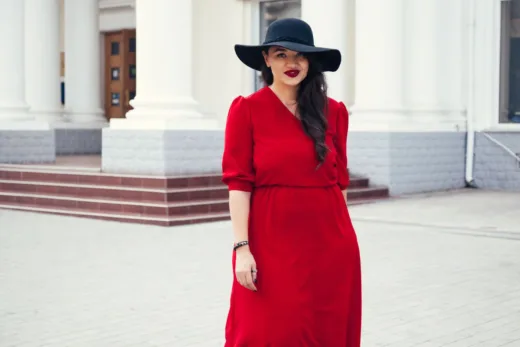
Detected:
left=263, top=18, right=315, bottom=47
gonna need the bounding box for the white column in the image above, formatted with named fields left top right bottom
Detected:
left=116, top=0, right=216, bottom=130
left=402, top=0, right=465, bottom=129
left=301, top=0, right=355, bottom=106
left=25, top=0, right=62, bottom=122
left=64, top=0, right=105, bottom=124
left=0, top=0, right=31, bottom=121
left=434, top=0, right=464, bottom=113
left=350, top=0, right=405, bottom=131
left=403, top=0, right=437, bottom=109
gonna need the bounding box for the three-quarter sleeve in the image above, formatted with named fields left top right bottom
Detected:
left=335, top=102, right=350, bottom=190
left=221, top=96, right=255, bottom=192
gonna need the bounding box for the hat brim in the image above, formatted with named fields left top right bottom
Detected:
left=234, top=41, right=341, bottom=72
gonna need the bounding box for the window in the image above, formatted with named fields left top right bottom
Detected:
left=111, top=67, right=120, bottom=81
left=499, top=0, right=520, bottom=123
left=129, top=37, right=136, bottom=53
left=111, top=92, right=120, bottom=106
left=255, top=0, right=301, bottom=91
left=111, top=42, right=120, bottom=56
left=129, top=65, right=136, bottom=79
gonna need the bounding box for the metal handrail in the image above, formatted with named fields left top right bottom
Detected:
left=482, top=132, right=520, bottom=163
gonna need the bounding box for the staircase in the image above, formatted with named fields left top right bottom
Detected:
left=0, top=165, right=388, bottom=226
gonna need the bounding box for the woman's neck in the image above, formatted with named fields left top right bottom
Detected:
left=269, top=82, right=298, bottom=105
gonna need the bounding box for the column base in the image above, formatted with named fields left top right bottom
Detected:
left=347, top=130, right=466, bottom=195
left=109, top=117, right=219, bottom=130
left=102, top=127, right=224, bottom=175
left=0, top=103, right=32, bottom=121
left=0, top=121, right=56, bottom=164
left=28, top=108, right=63, bottom=123
left=349, top=107, right=467, bottom=132
left=53, top=121, right=107, bottom=155
left=64, top=108, right=106, bottom=124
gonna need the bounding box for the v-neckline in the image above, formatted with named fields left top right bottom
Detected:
left=265, top=86, right=300, bottom=121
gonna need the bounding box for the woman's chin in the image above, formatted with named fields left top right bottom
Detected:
left=281, top=77, right=303, bottom=87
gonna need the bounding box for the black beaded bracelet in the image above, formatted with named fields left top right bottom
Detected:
left=233, top=241, right=249, bottom=251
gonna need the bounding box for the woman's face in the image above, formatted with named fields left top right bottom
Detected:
left=263, top=46, right=309, bottom=88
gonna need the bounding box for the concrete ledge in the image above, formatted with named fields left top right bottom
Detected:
left=0, top=129, right=56, bottom=164
left=101, top=128, right=224, bottom=175
left=474, top=132, right=520, bottom=191
left=55, top=129, right=102, bottom=155
left=347, top=132, right=466, bottom=195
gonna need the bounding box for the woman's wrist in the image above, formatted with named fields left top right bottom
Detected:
left=233, top=240, right=249, bottom=252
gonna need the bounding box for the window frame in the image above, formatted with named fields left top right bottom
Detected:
left=475, top=0, right=520, bottom=131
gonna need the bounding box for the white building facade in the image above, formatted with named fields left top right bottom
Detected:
left=0, top=0, right=518, bottom=194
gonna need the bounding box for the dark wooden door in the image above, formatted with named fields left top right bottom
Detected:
left=104, top=29, right=136, bottom=119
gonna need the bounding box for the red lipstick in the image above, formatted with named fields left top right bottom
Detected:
left=284, top=70, right=300, bottom=78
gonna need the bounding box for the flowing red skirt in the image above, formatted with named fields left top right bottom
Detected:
left=225, top=185, right=362, bottom=347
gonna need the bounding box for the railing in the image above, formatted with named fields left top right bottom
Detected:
left=482, top=132, right=520, bottom=164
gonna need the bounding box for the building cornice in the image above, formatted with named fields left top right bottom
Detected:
left=99, top=0, right=134, bottom=10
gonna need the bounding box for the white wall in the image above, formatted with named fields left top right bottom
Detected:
left=99, top=7, right=135, bottom=32
left=59, top=0, right=64, bottom=52
left=193, top=0, right=255, bottom=127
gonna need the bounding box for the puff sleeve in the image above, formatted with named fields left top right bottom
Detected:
left=221, top=96, right=255, bottom=192
left=335, top=102, right=350, bottom=190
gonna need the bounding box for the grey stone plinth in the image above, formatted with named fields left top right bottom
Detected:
left=474, top=132, right=520, bottom=191
left=55, top=129, right=102, bottom=155
left=347, top=132, right=467, bottom=195
left=101, top=128, right=224, bottom=175
left=0, top=129, right=56, bottom=164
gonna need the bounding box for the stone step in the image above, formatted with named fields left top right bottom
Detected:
left=0, top=166, right=387, bottom=226
left=0, top=186, right=385, bottom=211
left=347, top=186, right=389, bottom=200
left=0, top=184, right=382, bottom=205
left=349, top=177, right=369, bottom=188
left=0, top=194, right=388, bottom=227
left=0, top=177, right=370, bottom=201
left=0, top=168, right=223, bottom=189
left=0, top=192, right=229, bottom=217
left=0, top=168, right=370, bottom=190
left=0, top=202, right=231, bottom=227
left=0, top=179, right=229, bottom=202
left=0, top=196, right=387, bottom=227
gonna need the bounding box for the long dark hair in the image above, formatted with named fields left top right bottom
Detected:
left=261, top=53, right=329, bottom=166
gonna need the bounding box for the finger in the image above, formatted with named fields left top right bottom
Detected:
left=251, top=268, right=258, bottom=284
left=237, top=271, right=250, bottom=290
left=236, top=272, right=246, bottom=286
left=245, top=270, right=257, bottom=291
left=237, top=271, right=250, bottom=288
left=238, top=272, right=253, bottom=291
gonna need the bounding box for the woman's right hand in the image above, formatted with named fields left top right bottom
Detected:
left=235, top=246, right=258, bottom=291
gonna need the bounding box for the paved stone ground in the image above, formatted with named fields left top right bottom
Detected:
left=0, top=189, right=519, bottom=347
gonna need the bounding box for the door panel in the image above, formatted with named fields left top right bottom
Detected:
left=104, top=29, right=136, bottom=120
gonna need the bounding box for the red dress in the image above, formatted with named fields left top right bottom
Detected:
left=222, top=87, right=362, bottom=347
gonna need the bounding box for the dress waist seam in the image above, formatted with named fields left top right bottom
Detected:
left=254, top=184, right=337, bottom=189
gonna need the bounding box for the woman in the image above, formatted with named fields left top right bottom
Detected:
left=222, top=18, right=361, bottom=346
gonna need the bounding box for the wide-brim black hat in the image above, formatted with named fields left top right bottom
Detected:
left=234, top=18, right=341, bottom=72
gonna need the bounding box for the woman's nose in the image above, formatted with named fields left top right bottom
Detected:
left=287, top=57, right=299, bottom=66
